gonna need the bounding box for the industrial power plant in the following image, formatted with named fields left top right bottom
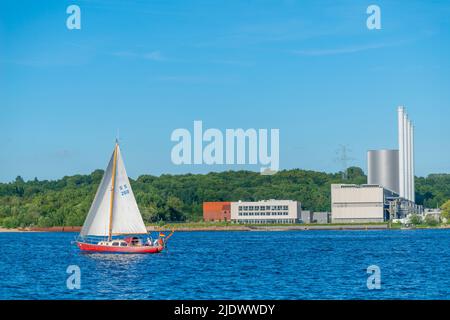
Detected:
left=331, top=106, right=423, bottom=223
left=203, top=107, right=425, bottom=225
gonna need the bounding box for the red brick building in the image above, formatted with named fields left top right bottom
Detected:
left=203, top=202, right=231, bottom=222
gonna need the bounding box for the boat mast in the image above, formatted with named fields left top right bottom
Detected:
left=108, top=141, right=119, bottom=241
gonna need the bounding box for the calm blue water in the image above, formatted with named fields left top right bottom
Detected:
left=0, top=230, right=450, bottom=300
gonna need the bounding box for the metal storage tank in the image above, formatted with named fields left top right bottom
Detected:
left=367, top=149, right=400, bottom=195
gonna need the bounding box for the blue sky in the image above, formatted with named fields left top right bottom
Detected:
left=1, top=0, right=449, bottom=182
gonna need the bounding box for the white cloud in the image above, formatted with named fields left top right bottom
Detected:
left=143, top=51, right=164, bottom=61
left=291, top=37, right=419, bottom=56
left=112, top=50, right=165, bottom=61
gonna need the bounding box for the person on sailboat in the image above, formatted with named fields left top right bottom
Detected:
left=157, top=233, right=166, bottom=247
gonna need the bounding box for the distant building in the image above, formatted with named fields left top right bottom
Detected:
left=331, top=184, right=398, bottom=223
left=203, top=202, right=231, bottom=222
left=424, top=208, right=441, bottom=221
left=331, top=183, right=423, bottom=223
left=231, top=200, right=301, bottom=224
left=300, top=210, right=312, bottom=224
left=300, top=211, right=331, bottom=224
left=313, top=212, right=331, bottom=224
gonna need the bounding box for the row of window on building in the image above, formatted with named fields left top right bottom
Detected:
left=203, top=201, right=300, bottom=224
left=238, top=212, right=289, bottom=216
left=238, top=205, right=289, bottom=211
left=235, top=219, right=297, bottom=224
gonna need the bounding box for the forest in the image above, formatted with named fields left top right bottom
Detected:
left=0, top=167, right=449, bottom=228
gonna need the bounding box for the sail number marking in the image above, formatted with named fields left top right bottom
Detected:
left=119, top=184, right=130, bottom=196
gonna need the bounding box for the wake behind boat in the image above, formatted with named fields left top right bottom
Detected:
left=76, top=141, right=173, bottom=254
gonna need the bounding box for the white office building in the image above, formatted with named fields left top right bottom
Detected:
left=231, top=200, right=301, bottom=224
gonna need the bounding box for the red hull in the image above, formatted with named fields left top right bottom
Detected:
left=77, top=242, right=164, bottom=254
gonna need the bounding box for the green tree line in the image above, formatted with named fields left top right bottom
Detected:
left=0, top=167, right=449, bottom=228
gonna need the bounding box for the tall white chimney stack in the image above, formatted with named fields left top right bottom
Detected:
left=398, top=107, right=405, bottom=198
left=398, top=106, right=415, bottom=202
left=406, top=118, right=412, bottom=201
left=403, top=112, right=408, bottom=199
left=411, top=124, right=415, bottom=202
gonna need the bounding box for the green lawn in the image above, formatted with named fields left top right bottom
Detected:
left=148, top=221, right=391, bottom=229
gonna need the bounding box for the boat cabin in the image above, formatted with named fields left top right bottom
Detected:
left=98, top=240, right=129, bottom=247
left=97, top=237, right=145, bottom=247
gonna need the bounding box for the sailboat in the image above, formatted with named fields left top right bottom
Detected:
left=76, top=141, right=172, bottom=254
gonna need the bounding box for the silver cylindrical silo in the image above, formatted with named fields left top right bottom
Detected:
left=367, top=149, right=400, bottom=195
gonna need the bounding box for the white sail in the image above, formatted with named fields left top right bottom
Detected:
left=80, top=149, right=115, bottom=237
left=110, top=146, right=147, bottom=235
left=80, top=144, right=147, bottom=237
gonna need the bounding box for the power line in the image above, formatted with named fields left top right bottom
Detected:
left=335, top=144, right=354, bottom=180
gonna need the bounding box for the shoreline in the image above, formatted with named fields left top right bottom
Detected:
left=1, top=224, right=450, bottom=233
left=147, top=224, right=391, bottom=232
